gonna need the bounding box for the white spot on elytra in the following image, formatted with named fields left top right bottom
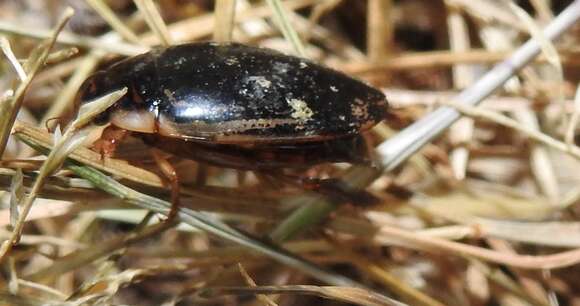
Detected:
left=248, top=76, right=271, bottom=88
left=175, top=57, right=186, bottom=66
left=273, top=62, right=290, bottom=74
left=164, top=89, right=176, bottom=102
left=225, top=57, right=239, bottom=65
left=330, top=86, right=338, bottom=92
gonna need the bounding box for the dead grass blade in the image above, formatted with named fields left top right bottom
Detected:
left=41, top=52, right=104, bottom=129
left=25, top=217, right=174, bottom=282
left=200, top=285, right=406, bottom=306
left=265, top=0, right=306, bottom=56
left=338, top=245, right=445, bottom=306
left=237, top=263, right=279, bottom=306
left=0, top=8, right=73, bottom=157
left=12, top=120, right=164, bottom=187
left=476, top=218, right=580, bottom=247
left=136, top=0, right=319, bottom=45
left=0, top=36, right=26, bottom=81
left=65, top=164, right=367, bottom=288
left=447, top=102, right=580, bottom=160
left=0, top=88, right=126, bottom=262
left=213, top=0, right=237, bottom=42
left=371, top=222, right=580, bottom=270
left=366, top=0, right=392, bottom=61
left=566, top=83, right=580, bottom=145
left=0, top=20, right=147, bottom=56
left=43, top=47, right=79, bottom=65
left=85, top=0, right=142, bottom=45
left=134, top=0, right=172, bottom=46
left=8, top=168, right=23, bottom=227
left=509, top=2, right=564, bottom=104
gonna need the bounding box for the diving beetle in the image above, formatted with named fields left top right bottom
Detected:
left=76, top=42, right=388, bottom=169
left=75, top=42, right=388, bottom=215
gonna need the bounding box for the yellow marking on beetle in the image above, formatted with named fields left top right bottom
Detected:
left=158, top=115, right=302, bottom=139
left=351, top=98, right=369, bottom=120
left=287, top=98, right=314, bottom=120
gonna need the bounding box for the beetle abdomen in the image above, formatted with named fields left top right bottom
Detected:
left=78, top=42, right=388, bottom=143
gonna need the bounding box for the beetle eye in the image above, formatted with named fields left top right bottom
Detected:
left=78, top=74, right=106, bottom=103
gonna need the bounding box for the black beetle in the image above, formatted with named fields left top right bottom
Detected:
left=76, top=42, right=388, bottom=169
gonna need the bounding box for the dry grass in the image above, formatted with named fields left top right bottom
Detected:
left=0, top=1, right=579, bottom=306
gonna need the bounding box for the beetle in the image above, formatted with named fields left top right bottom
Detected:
left=75, top=42, right=388, bottom=170
left=75, top=42, right=388, bottom=217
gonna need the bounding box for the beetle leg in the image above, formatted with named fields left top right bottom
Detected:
left=270, top=172, right=381, bottom=206
left=151, top=149, right=180, bottom=221
left=92, top=126, right=130, bottom=161
left=302, top=177, right=380, bottom=206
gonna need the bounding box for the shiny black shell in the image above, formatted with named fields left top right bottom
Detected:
left=77, top=42, right=387, bottom=144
